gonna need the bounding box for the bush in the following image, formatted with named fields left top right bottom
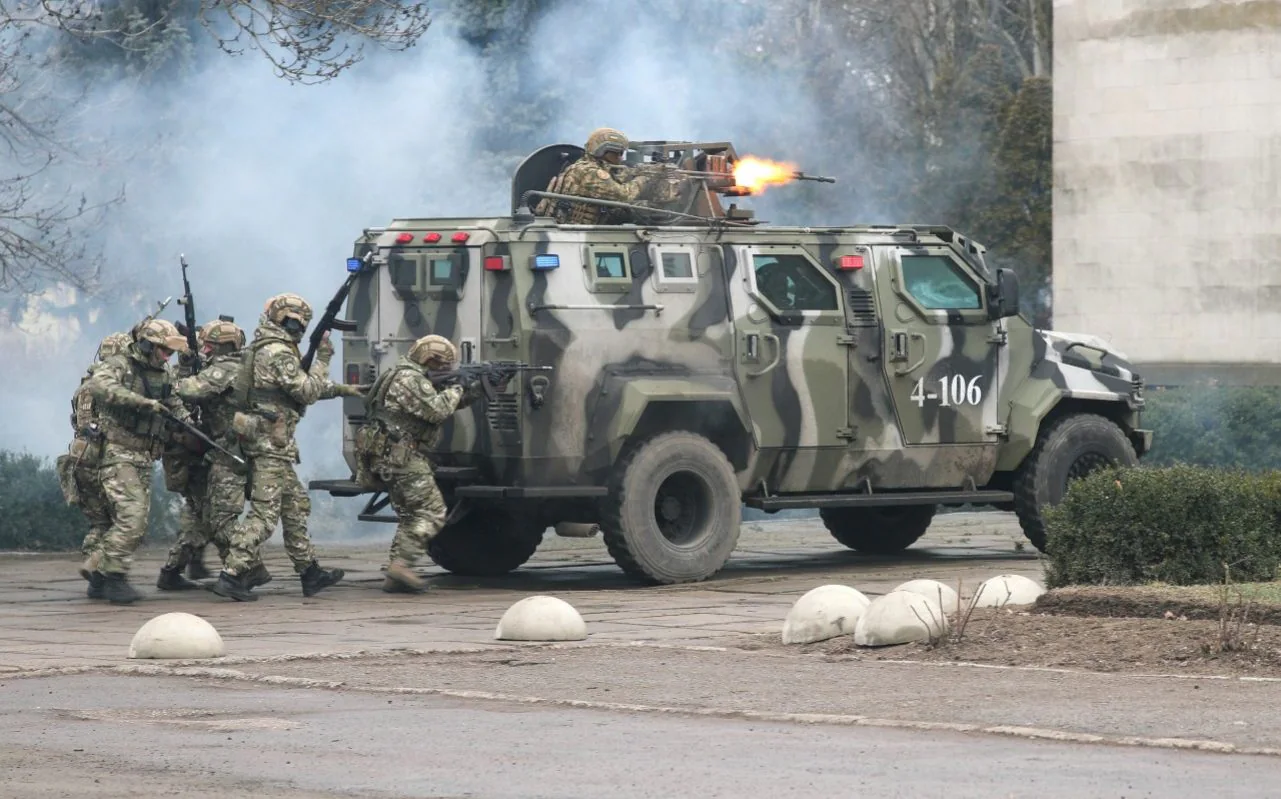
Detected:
left=1042, top=464, right=1281, bottom=588
left=1144, top=385, right=1281, bottom=471
left=0, top=449, right=178, bottom=551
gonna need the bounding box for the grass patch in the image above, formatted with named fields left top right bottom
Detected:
left=1035, top=582, right=1281, bottom=626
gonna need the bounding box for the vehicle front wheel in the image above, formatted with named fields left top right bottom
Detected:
left=1013, top=413, right=1138, bottom=552
left=599, top=431, right=741, bottom=585
left=819, top=505, right=937, bottom=554
left=427, top=506, right=545, bottom=577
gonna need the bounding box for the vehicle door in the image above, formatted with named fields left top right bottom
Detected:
left=874, top=245, right=1006, bottom=480
left=726, top=243, right=850, bottom=492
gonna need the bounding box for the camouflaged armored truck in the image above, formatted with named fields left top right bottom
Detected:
left=311, top=139, right=1152, bottom=585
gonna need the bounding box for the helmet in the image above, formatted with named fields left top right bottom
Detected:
left=199, top=319, right=245, bottom=349
left=263, top=293, right=312, bottom=327
left=585, top=127, right=628, bottom=159
left=135, top=319, right=188, bottom=353
left=95, top=332, right=133, bottom=362
left=407, top=334, right=457, bottom=368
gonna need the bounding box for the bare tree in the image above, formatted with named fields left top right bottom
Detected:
left=0, top=0, right=433, bottom=295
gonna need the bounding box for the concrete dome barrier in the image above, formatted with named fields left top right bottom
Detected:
left=128, top=612, right=225, bottom=659
left=494, top=595, right=588, bottom=641
left=781, top=584, right=871, bottom=644
left=970, top=574, right=1046, bottom=608
left=892, top=579, right=959, bottom=614
left=853, top=590, right=950, bottom=647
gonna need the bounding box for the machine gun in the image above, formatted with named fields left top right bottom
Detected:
left=300, top=249, right=374, bottom=372
left=174, top=254, right=201, bottom=374
left=426, top=361, right=554, bottom=403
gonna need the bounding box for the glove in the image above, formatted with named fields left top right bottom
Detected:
left=334, top=383, right=365, bottom=398
left=142, top=399, right=168, bottom=416
left=316, top=331, right=335, bottom=359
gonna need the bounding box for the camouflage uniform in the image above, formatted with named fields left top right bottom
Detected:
left=157, top=319, right=248, bottom=590
left=210, top=293, right=357, bottom=601
left=536, top=127, right=681, bottom=224
left=83, top=320, right=191, bottom=604
left=354, top=335, right=474, bottom=593
left=58, top=332, right=133, bottom=599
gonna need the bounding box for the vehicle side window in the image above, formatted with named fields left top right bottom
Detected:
left=752, top=254, right=838, bottom=312
left=661, top=252, right=693, bottom=279
left=900, top=255, right=982, bottom=310
left=595, top=252, right=627, bottom=279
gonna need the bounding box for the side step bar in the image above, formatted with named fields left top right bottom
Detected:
left=308, top=467, right=480, bottom=497
left=746, top=489, right=1014, bottom=511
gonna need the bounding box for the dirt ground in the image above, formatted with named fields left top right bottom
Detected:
left=734, top=605, right=1281, bottom=677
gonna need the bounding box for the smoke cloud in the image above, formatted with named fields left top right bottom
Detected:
left=0, top=1, right=871, bottom=534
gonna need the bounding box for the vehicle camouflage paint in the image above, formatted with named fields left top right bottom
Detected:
left=312, top=140, right=1152, bottom=584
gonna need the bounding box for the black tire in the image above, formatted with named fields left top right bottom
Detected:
left=599, top=431, right=741, bottom=585
left=427, top=507, right=545, bottom=577
left=819, top=505, right=937, bottom=554
left=1013, top=413, right=1137, bottom=552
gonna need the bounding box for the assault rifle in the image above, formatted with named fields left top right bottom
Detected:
left=175, top=254, right=201, bottom=373
left=159, top=408, right=245, bottom=466
left=426, top=361, right=553, bottom=403
left=300, top=249, right=374, bottom=372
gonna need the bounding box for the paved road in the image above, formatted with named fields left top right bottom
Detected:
left=2, top=513, right=1278, bottom=797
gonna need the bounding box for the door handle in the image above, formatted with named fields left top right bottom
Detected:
left=747, top=333, right=781, bottom=377
left=890, top=331, right=927, bottom=375
left=746, top=333, right=759, bottom=360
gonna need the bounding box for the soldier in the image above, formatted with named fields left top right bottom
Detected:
left=535, top=127, right=681, bottom=224
left=83, top=319, right=192, bottom=604
left=353, top=334, right=480, bottom=593
left=210, top=293, right=358, bottom=602
left=155, top=319, right=245, bottom=591
left=58, top=331, right=134, bottom=599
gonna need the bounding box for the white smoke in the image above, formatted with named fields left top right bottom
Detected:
left=0, top=1, right=867, bottom=535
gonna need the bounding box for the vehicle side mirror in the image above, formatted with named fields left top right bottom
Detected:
left=988, top=268, right=1021, bottom=320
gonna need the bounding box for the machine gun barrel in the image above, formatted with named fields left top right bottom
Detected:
left=426, top=361, right=554, bottom=403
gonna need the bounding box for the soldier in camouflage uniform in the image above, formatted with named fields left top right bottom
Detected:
left=83, top=319, right=192, bottom=604
left=210, top=293, right=359, bottom=602
left=58, top=331, right=134, bottom=600
left=535, top=127, right=681, bottom=224
left=354, top=334, right=479, bottom=593
left=155, top=319, right=247, bottom=590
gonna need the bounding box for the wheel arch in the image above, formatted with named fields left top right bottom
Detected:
left=997, top=384, right=1148, bottom=472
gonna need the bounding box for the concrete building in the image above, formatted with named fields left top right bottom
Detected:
left=1052, top=0, right=1281, bottom=385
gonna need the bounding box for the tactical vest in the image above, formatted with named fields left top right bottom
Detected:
left=233, top=335, right=306, bottom=416
left=99, top=356, right=173, bottom=450
left=365, top=362, right=435, bottom=445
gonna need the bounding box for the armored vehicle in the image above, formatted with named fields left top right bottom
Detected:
left=311, top=139, right=1152, bottom=584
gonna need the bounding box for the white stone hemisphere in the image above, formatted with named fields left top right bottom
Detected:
left=892, top=579, right=960, bottom=614
left=970, top=574, right=1046, bottom=608
left=781, top=584, right=871, bottom=645
left=128, top=612, right=225, bottom=659
left=495, top=595, right=588, bottom=641
left=853, top=590, right=949, bottom=647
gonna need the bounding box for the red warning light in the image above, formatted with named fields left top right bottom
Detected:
left=423, top=232, right=442, bottom=243
left=451, top=232, right=470, bottom=243
left=394, top=233, right=413, bottom=244
left=837, top=254, right=864, bottom=270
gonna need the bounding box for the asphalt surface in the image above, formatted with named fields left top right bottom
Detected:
left=2, top=512, right=1278, bottom=797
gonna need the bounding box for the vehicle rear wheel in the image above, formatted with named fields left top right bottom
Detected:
left=819, top=505, right=937, bottom=554
left=599, top=432, right=741, bottom=585
left=427, top=506, right=545, bottom=577
left=1013, top=413, right=1138, bottom=552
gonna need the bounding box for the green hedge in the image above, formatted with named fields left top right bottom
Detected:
left=0, top=450, right=178, bottom=551
left=1043, top=464, right=1281, bottom=588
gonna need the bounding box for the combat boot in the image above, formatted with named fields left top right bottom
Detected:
left=184, top=544, right=211, bottom=580
left=382, top=561, right=426, bottom=594
left=244, top=563, right=273, bottom=589
left=85, top=571, right=106, bottom=600
left=103, top=573, right=142, bottom=605
left=209, top=571, right=257, bottom=602
left=156, top=566, right=200, bottom=591
left=299, top=562, right=344, bottom=597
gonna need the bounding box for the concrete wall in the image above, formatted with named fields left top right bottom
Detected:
left=1052, top=0, right=1281, bottom=385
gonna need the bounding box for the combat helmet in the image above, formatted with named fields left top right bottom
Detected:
left=95, top=332, right=133, bottom=362
left=135, top=319, right=189, bottom=355
left=585, top=127, right=628, bottom=160
left=407, top=334, right=457, bottom=369
left=263, top=293, right=313, bottom=327
left=199, top=318, right=246, bottom=350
